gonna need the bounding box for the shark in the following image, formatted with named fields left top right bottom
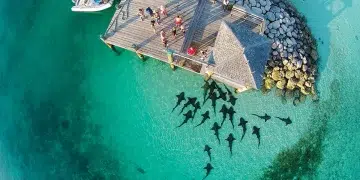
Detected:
left=238, top=117, right=248, bottom=141
left=191, top=101, right=201, bottom=121
left=179, top=97, right=197, bottom=115
left=203, top=81, right=217, bottom=105
left=171, top=92, right=185, bottom=112
left=204, top=145, right=212, bottom=161
left=276, top=116, right=292, bottom=125
left=225, top=133, right=236, bottom=156
left=227, top=107, right=236, bottom=129
left=215, top=84, right=227, bottom=101
left=224, top=85, right=237, bottom=106
left=176, top=110, right=193, bottom=128
left=136, top=167, right=146, bottom=174
left=252, top=113, right=271, bottom=122
left=210, top=92, right=218, bottom=115
left=209, top=80, right=217, bottom=95
left=202, top=163, right=214, bottom=180
left=211, top=122, right=221, bottom=144
left=219, top=104, right=228, bottom=127
left=252, top=126, right=261, bottom=148
left=201, top=81, right=210, bottom=104
left=195, top=111, right=210, bottom=127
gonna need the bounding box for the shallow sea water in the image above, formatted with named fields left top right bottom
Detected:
left=0, top=0, right=359, bottom=179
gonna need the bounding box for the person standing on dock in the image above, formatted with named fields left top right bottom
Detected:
left=222, top=0, right=229, bottom=12
left=150, top=19, right=156, bottom=33
left=160, top=30, right=166, bottom=40
left=138, top=8, right=145, bottom=21
left=180, top=25, right=185, bottom=36
left=162, top=37, right=168, bottom=47
left=175, top=16, right=183, bottom=27
left=154, top=10, right=161, bottom=25
left=172, top=26, right=177, bottom=38
left=160, top=5, right=168, bottom=17
left=161, top=30, right=168, bottom=47
left=146, top=7, right=154, bottom=17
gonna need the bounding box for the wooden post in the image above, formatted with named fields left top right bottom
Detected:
left=100, top=35, right=122, bottom=55
left=166, top=49, right=175, bottom=70
left=131, top=44, right=145, bottom=60
left=204, top=71, right=214, bottom=81
left=100, top=36, right=114, bottom=50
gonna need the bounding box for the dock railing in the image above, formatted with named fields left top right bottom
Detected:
left=104, top=0, right=130, bottom=36
left=231, top=5, right=266, bottom=34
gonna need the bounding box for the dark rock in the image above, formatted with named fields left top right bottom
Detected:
left=249, top=0, right=256, bottom=6
left=268, top=33, right=274, bottom=39
left=281, top=24, right=288, bottom=31
left=299, top=93, right=307, bottom=103
left=286, top=38, right=293, bottom=45
left=271, top=6, right=281, bottom=13
left=293, top=97, right=300, bottom=106
left=266, top=12, right=276, bottom=21
left=275, top=88, right=285, bottom=97
left=265, top=29, right=270, bottom=34
left=279, top=28, right=285, bottom=34
left=252, top=7, right=263, bottom=15
left=287, top=32, right=292, bottom=37
left=285, top=89, right=294, bottom=99
left=272, top=42, right=278, bottom=49
left=273, top=50, right=279, bottom=56
left=265, top=5, right=271, bottom=11
left=260, top=0, right=267, bottom=6
left=272, top=20, right=281, bottom=29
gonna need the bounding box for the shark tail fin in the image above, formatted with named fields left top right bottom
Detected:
left=178, top=107, right=185, bottom=115
left=240, top=132, right=245, bottom=141
left=202, top=175, right=208, bottom=180
left=194, top=123, right=201, bottom=128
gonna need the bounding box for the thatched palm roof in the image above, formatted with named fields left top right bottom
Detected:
left=211, top=21, right=271, bottom=89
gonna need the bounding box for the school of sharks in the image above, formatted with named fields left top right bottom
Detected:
left=171, top=79, right=293, bottom=179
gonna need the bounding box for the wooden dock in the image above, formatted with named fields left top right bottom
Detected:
left=102, top=0, right=268, bottom=92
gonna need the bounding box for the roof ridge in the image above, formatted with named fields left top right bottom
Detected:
left=221, top=21, right=245, bottom=51
left=244, top=38, right=270, bottom=50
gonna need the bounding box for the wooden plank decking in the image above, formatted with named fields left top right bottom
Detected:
left=102, top=0, right=266, bottom=90
left=104, top=0, right=198, bottom=61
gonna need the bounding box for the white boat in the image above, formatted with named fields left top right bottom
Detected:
left=71, top=0, right=114, bottom=12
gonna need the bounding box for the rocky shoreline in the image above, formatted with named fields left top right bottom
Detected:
left=237, top=0, right=319, bottom=104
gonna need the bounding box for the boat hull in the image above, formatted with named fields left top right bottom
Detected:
left=71, top=0, right=114, bottom=12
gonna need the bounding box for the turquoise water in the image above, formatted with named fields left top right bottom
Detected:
left=0, top=0, right=359, bottom=179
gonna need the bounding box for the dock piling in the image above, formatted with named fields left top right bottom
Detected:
left=100, top=35, right=121, bottom=55
left=167, top=49, right=175, bottom=70
left=131, top=44, right=145, bottom=60
left=204, top=71, right=214, bottom=81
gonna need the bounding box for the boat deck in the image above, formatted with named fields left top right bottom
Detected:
left=102, top=0, right=266, bottom=90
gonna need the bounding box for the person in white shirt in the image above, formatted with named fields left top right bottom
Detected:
left=223, top=0, right=229, bottom=12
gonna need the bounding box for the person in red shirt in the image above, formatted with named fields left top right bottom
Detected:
left=175, top=16, right=183, bottom=27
